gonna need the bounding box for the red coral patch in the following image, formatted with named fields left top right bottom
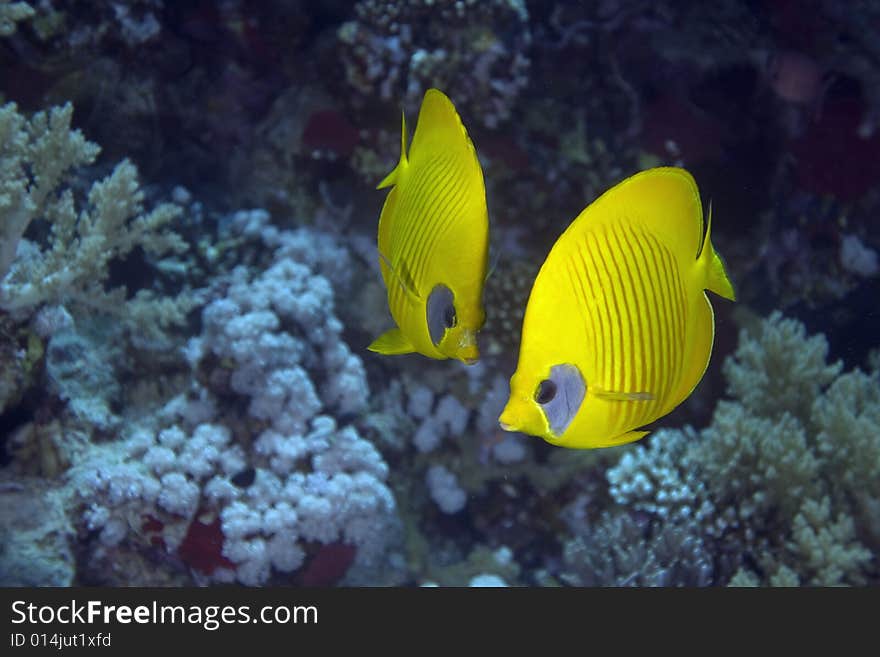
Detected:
left=178, top=515, right=235, bottom=575
left=302, top=110, right=360, bottom=159
left=298, top=542, right=357, bottom=587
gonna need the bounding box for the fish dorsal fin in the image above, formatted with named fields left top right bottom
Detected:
left=579, top=167, right=704, bottom=263
left=698, top=203, right=737, bottom=301
left=368, top=328, right=416, bottom=355
left=408, top=89, right=481, bottom=179
left=377, top=110, right=408, bottom=190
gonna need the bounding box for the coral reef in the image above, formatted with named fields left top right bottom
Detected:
left=561, top=510, right=713, bottom=587
left=70, top=216, right=400, bottom=586
left=0, top=1, right=33, bottom=37
left=568, top=312, right=879, bottom=587
left=0, top=1, right=879, bottom=590
left=0, top=102, right=187, bottom=319
left=337, top=0, right=531, bottom=129
left=0, top=477, right=74, bottom=586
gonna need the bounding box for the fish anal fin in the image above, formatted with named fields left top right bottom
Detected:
left=368, top=328, right=416, bottom=355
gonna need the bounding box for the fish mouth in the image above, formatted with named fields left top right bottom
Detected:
left=456, top=329, right=479, bottom=364
left=457, top=328, right=477, bottom=349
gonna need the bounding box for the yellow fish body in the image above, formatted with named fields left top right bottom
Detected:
left=498, top=167, right=735, bottom=448
left=368, top=88, right=489, bottom=364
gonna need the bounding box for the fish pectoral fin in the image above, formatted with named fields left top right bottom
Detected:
left=368, top=328, right=416, bottom=355
left=378, top=250, right=422, bottom=304
left=593, top=430, right=651, bottom=448
left=484, top=244, right=500, bottom=283
left=397, top=260, right=421, bottom=300
left=592, top=387, right=655, bottom=402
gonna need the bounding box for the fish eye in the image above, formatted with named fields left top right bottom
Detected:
left=427, top=284, right=456, bottom=346
left=535, top=379, right=557, bottom=404
left=536, top=364, right=585, bottom=437
left=444, top=304, right=457, bottom=329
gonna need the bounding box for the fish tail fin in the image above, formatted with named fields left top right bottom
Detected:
left=377, top=110, right=408, bottom=190
left=699, top=203, right=736, bottom=301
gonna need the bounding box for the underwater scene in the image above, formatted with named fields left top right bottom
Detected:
left=0, top=0, right=878, bottom=588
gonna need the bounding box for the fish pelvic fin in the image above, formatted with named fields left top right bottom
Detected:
left=484, top=243, right=500, bottom=284
left=699, top=203, right=736, bottom=301
left=368, top=328, right=416, bottom=355
left=377, top=110, right=408, bottom=190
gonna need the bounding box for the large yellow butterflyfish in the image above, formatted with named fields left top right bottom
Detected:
left=498, top=167, right=735, bottom=448
left=368, top=88, right=489, bottom=364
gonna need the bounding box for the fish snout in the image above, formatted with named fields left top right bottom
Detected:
left=498, top=402, right=518, bottom=432
left=499, top=393, right=550, bottom=439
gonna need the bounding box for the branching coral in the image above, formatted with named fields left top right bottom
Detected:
left=0, top=102, right=187, bottom=317
left=692, top=404, right=821, bottom=522
left=72, top=217, right=399, bottom=586
left=0, top=102, right=99, bottom=283
left=0, top=1, right=33, bottom=37
left=584, top=311, right=880, bottom=586
left=607, top=427, right=716, bottom=527
left=722, top=311, right=842, bottom=420
left=561, top=510, right=713, bottom=587
left=812, top=370, right=880, bottom=501
left=690, top=314, right=877, bottom=585
left=785, top=497, right=871, bottom=586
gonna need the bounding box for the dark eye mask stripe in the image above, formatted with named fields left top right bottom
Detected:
left=539, top=364, right=585, bottom=437
left=427, top=284, right=455, bottom=346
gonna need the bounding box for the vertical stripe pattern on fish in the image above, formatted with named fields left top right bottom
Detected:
left=368, top=88, right=489, bottom=365
left=499, top=167, right=736, bottom=448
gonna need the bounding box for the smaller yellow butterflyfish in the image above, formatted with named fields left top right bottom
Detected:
left=498, top=167, right=736, bottom=449
left=368, top=88, right=489, bottom=364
